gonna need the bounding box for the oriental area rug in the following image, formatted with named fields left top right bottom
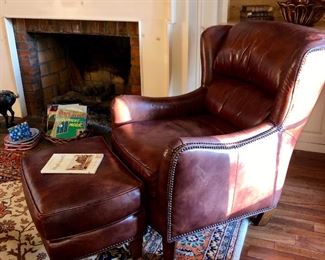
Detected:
left=0, top=150, right=22, bottom=183
left=0, top=150, right=248, bottom=260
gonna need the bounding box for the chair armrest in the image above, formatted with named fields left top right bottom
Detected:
left=111, top=88, right=206, bottom=128
left=158, top=123, right=295, bottom=242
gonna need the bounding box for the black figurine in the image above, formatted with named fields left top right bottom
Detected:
left=0, top=90, right=19, bottom=128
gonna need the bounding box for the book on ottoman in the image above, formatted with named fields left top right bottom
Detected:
left=41, top=153, right=103, bottom=174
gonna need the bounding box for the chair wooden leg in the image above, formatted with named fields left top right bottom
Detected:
left=162, top=240, right=175, bottom=260
left=129, top=236, right=143, bottom=259
left=251, top=210, right=274, bottom=226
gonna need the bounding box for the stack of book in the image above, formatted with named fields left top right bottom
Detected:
left=240, top=5, right=274, bottom=21
left=46, top=104, right=87, bottom=139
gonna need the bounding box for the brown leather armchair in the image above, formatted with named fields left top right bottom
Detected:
left=111, top=21, right=325, bottom=259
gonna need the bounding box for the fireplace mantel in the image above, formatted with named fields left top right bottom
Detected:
left=0, top=0, right=171, bottom=117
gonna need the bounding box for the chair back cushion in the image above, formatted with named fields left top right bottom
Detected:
left=203, top=21, right=325, bottom=128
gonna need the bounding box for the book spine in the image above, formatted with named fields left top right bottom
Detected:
left=241, top=5, right=273, bottom=13
left=240, top=11, right=274, bottom=18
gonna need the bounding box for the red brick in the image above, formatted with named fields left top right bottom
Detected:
left=26, top=19, right=40, bottom=32
left=59, top=69, right=71, bottom=83
left=48, top=20, right=60, bottom=32
left=18, top=57, right=31, bottom=69
left=40, top=64, right=49, bottom=76
left=22, top=74, right=41, bottom=84
left=127, top=22, right=139, bottom=36
left=43, top=85, right=58, bottom=102
left=18, top=53, right=38, bottom=67
left=81, top=21, right=91, bottom=34
left=129, top=84, right=141, bottom=95
left=42, top=74, right=60, bottom=88
left=29, top=57, right=39, bottom=67
left=63, top=20, right=72, bottom=33
left=89, top=21, right=100, bottom=34
left=24, top=90, right=44, bottom=115
left=56, top=20, right=66, bottom=33
left=23, top=83, right=35, bottom=92
left=129, top=65, right=141, bottom=86
left=23, top=82, right=41, bottom=92
left=13, top=33, right=25, bottom=43
left=13, top=19, right=26, bottom=32
left=54, top=47, right=65, bottom=59
left=16, top=41, right=34, bottom=51
left=98, top=22, right=106, bottom=35
left=14, top=32, right=33, bottom=43
left=117, top=22, right=127, bottom=36
left=58, top=82, right=70, bottom=94
left=38, top=50, right=55, bottom=63
left=39, top=20, right=49, bottom=32
left=131, top=56, right=140, bottom=66
left=130, top=37, right=140, bottom=48
left=18, top=49, right=32, bottom=60
left=131, top=46, right=140, bottom=61
left=105, top=21, right=117, bottom=35
left=47, top=59, right=66, bottom=74
left=71, top=20, right=82, bottom=33
left=37, top=37, right=50, bottom=51
left=21, top=66, right=39, bottom=77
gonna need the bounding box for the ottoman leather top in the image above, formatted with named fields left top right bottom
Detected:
left=22, top=136, right=143, bottom=240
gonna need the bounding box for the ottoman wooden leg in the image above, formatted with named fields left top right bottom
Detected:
left=163, top=240, right=175, bottom=260
left=129, top=236, right=143, bottom=259
left=251, top=210, right=274, bottom=226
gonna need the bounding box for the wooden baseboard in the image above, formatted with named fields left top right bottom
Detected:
left=295, top=142, right=325, bottom=154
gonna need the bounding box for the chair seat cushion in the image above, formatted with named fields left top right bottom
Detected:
left=21, top=136, right=143, bottom=240
left=112, top=114, right=237, bottom=193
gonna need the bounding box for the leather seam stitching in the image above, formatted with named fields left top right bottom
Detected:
left=169, top=206, right=274, bottom=242
left=48, top=210, right=144, bottom=243
left=282, top=46, right=325, bottom=126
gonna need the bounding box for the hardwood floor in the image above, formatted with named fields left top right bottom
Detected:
left=241, top=150, right=325, bottom=260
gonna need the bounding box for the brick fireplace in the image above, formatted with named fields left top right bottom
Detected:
left=12, top=19, right=141, bottom=116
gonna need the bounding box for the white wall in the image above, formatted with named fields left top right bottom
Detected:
left=0, top=0, right=172, bottom=117
left=296, top=89, right=325, bottom=153
left=168, top=0, right=189, bottom=96
left=0, top=1, right=24, bottom=116
left=169, top=0, right=229, bottom=96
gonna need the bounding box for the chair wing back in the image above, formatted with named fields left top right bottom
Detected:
left=201, top=21, right=325, bottom=131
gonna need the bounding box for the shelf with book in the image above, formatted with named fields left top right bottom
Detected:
left=228, top=0, right=325, bottom=29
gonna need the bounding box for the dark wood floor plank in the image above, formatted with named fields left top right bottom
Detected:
left=244, top=245, right=314, bottom=260
left=274, top=243, right=325, bottom=260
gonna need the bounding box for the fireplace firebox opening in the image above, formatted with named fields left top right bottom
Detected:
left=12, top=19, right=141, bottom=125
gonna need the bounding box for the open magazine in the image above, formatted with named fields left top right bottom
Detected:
left=41, top=153, right=104, bottom=174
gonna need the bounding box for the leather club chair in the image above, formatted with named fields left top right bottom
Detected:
left=111, top=21, right=325, bottom=259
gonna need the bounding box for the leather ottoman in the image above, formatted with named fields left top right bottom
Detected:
left=21, top=136, right=145, bottom=259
